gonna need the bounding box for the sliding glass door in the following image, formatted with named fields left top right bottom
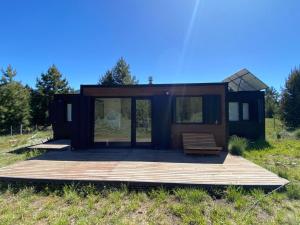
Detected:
left=94, top=98, right=131, bottom=146
left=94, top=97, right=152, bottom=147
left=135, top=99, right=152, bottom=146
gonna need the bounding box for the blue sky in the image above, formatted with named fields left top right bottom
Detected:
left=0, top=0, right=299, bottom=91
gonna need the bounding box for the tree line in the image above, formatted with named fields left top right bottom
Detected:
left=0, top=64, right=71, bottom=133
left=0, top=58, right=136, bottom=134
left=0, top=57, right=299, bottom=133
left=265, top=67, right=300, bottom=129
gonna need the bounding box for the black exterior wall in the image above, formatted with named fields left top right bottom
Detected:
left=52, top=94, right=94, bottom=150
left=50, top=94, right=78, bottom=140
left=152, top=95, right=172, bottom=149
left=228, top=91, right=265, bottom=140
left=77, top=83, right=228, bottom=150
left=50, top=84, right=266, bottom=150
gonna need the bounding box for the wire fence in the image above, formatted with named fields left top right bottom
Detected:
left=0, top=124, right=51, bottom=136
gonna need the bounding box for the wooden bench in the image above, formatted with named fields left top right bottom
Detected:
left=182, top=133, right=222, bottom=155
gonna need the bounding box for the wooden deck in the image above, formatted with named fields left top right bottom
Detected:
left=0, top=149, right=288, bottom=188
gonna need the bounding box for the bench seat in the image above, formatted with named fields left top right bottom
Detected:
left=182, top=133, right=222, bottom=155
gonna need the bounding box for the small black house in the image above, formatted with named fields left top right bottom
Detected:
left=50, top=69, right=267, bottom=151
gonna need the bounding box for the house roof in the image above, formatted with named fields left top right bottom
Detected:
left=223, top=69, right=268, bottom=92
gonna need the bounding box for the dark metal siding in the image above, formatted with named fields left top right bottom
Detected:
left=203, top=95, right=221, bottom=125
left=71, top=95, right=81, bottom=149
left=228, top=91, right=265, bottom=140
left=51, top=94, right=79, bottom=140
left=152, top=95, right=172, bottom=149
left=52, top=83, right=228, bottom=150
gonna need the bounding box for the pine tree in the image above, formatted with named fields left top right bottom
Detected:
left=0, top=65, right=30, bottom=132
left=280, top=67, right=300, bottom=128
left=98, top=57, right=138, bottom=85
left=99, top=70, right=114, bottom=85
left=265, top=86, right=279, bottom=118
left=0, top=64, right=16, bottom=84
left=32, top=65, right=71, bottom=125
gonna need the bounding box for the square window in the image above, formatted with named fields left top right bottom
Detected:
left=175, top=97, right=203, bottom=123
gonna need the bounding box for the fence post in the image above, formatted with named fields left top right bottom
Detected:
left=20, top=124, right=22, bottom=135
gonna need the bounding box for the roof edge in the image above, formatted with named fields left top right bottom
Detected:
left=81, top=82, right=228, bottom=89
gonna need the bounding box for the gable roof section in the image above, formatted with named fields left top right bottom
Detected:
left=223, top=68, right=268, bottom=92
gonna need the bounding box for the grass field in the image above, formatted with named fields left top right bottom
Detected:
left=0, top=129, right=52, bottom=168
left=0, top=121, right=299, bottom=224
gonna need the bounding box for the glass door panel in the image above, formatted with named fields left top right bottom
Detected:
left=94, top=98, right=131, bottom=145
left=135, top=99, right=152, bottom=144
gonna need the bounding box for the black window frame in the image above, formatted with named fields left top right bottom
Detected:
left=92, top=96, right=153, bottom=148
left=173, top=96, right=204, bottom=124
left=93, top=96, right=133, bottom=147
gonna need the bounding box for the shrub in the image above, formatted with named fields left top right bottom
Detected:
left=278, top=130, right=294, bottom=139
left=286, top=183, right=300, bottom=200
left=228, top=136, right=248, bottom=156
left=293, top=128, right=300, bottom=139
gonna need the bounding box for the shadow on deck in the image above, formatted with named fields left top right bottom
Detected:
left=33, top=148, right=227, bottom=164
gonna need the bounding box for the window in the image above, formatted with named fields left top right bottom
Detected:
left=229, top=102, right=239, bottom=121
left=94, top=98, right=131, bottom=143
left=242, top=103, right=249, bottom=120
left=136, top=99, right=152, bottom=143
left=175, top=97, right=203, bottom=123
left=66, top=104, right=72, bottom=122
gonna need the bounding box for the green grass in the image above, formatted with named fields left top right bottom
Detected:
left=0, top=129, right=52, bottom=167
left=294, top=129, right=300, bottom=140
left=228, top=136, right=248, bottom=155
left=0, top=121, right=299, bottom=224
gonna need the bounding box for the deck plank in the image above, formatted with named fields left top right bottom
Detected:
left=0, top=149, right=288, bottom=187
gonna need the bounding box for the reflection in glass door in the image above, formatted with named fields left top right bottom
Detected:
left=94, top=98, right=131, bottom=146
left=135, top=99, right=152, bottom=144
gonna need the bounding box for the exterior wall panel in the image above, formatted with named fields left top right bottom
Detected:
left=51, top=94, right=78, bottom=140
left=228, top=91, right=265, bottom=139
left=80, top=84, right=228, bottom=150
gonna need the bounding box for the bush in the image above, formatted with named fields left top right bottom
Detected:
left=228, top=136, right=248, bottom=156
left=293, top=129, right=300, bottom=139
left=277, top=130, right=294, bottom=139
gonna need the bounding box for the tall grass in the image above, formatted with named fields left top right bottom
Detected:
left=294, top=128, right=300, bottom=140
left=286, top=183, right=300, bottom=200
left=228, top=136, right=248, bottom=156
